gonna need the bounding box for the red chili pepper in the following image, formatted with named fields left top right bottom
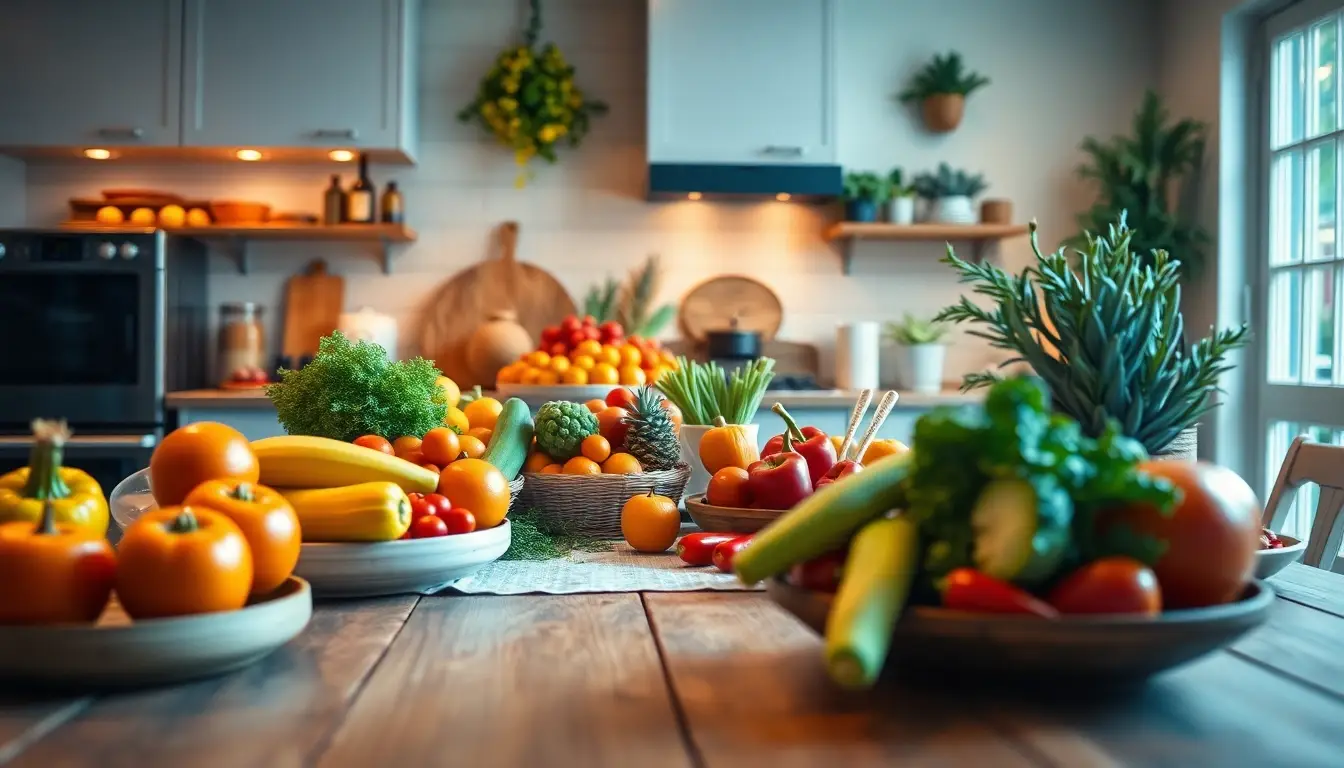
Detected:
left=746, top=432, right=813, bottom=510
left=789, top=549, right=847, bottom=592
left=941, top=568, right=1059, bottom=618
left=814, top=459, right=863, bottom=489
left=712, top=535, right=753, bottom=573
left=765, top=404, right=836, bottom=485
left=676, top=532, right=740, bottom=566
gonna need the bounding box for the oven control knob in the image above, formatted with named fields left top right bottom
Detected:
left=119, top=242, right=139, bottom=260
left=97, top=242, right=117, bottom=259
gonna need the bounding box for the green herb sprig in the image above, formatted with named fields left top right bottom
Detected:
left=657, top=357, right=775, bottom=425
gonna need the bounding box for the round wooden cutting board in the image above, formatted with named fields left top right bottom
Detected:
left=679, top=275, right=784, bottom=342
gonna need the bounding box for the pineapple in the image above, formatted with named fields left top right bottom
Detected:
left=624, top=385, right=681, bottom=470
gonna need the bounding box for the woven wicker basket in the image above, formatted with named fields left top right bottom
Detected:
left=518, top=464, right=691, bottom=539
left=507, top=476, right=524, bottom=514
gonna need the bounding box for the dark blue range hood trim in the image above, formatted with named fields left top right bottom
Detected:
left=647, top=162, right=842, bottom=201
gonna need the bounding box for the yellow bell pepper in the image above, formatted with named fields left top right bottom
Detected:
left=0, top=419, right=109, bottom=536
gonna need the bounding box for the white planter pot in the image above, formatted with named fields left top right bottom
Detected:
left=678, top=422, right=760, bottom=500
left=894, top=343, right=946, bottom=394
left=929, top=195, right=976, bottom=224
left=887, top=195, right=916, bottom=225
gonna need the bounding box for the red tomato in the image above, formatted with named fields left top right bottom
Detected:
left=549, top=342, right=569, bottom=357
left=582, top=315, right=597, bottom=327
left=441, top=507, right=477, bottom=535
left=568, top=329, right=588, bottom=348
left=789, top=549, right=847, bottom=592
left=352, top=435, right=394, bottom=454
left=1049, top=557, right=1162, bottom=616
left=561, top=316, right=581, bottom=333
left=605, top=387, right=638, bottom=410
left=541, top=327, right=559, bottom=346
left=1102, top=461, right=1261, bottom=609
left=424, top=493, right=453, bottom=516
left=410, top=515, right=449, bottom=538
left=409, top=495, right=435, bottom=520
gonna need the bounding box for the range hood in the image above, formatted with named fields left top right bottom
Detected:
left=647, top=163, right=843, bottom=202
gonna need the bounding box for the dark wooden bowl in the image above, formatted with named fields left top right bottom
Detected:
left=684, top=495, right=783, bottom=533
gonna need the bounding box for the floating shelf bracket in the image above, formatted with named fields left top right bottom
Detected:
left=224, top=238, right=249, bottom=275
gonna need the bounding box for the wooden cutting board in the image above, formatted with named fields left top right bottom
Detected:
left=679, top=275, right=784, bottom=342
left=418, top=221, right=576, bottom=387
left=282, top=259, right=345, bottom=361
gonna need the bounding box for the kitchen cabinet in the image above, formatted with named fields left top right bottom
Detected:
left=0, top=0, right=183, bottom=148
left=647, top=0, right=836, bottom=164
left=181, top=0, right=417, bottom=160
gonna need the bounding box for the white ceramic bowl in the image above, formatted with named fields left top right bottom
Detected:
left=1255, top=534, right=1306, bottom=579
left=494, top=383, right=618, bottom=402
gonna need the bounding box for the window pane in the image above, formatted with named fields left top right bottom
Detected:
left=1307, top=141, right=1336, bottom=261
left=1311, top=20, right=1339, bottom=136
left=1303, top=265, right=1335, bottom=383
left=1269, top=269, right=1304, bottom=383
left=1274, top=31, right=1307, bottom=147
left=1271, top=150, right=1305, bottom=266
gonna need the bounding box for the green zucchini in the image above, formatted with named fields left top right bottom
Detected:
left=481, top=398, right=534, bottom=480
left=733, top=452, right=912, bottom=585
left=970, top=478, right=1069, bottom=587
left=824, top=514, right=919, bottom=690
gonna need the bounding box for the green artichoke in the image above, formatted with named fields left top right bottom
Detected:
left=534, top=401, right=599, bottom=461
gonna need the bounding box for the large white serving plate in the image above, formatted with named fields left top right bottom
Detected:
left=0, top=577, right=312, bottom=689
left=294, top=520, right=511, bottom=598
left=495, top=383, right=618, bottom=402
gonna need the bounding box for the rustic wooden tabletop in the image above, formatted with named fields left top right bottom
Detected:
left=2, top=563, right=1342, bottom=767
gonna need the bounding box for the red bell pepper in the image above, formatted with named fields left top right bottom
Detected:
left=746, top=432, right=813, bottom=510
left=814, top=459, right=863, bottom=489
left=941, top=568, right=1059, bottom=619
left=761, top=422, right=825, bottom=458
left=676, top=532, right=740, bottom=566
left=765, top=404, right=836, bottom=485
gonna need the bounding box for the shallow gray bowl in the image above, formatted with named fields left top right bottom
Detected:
left=767, top=576, right=1274, bottom=685
left=1255, top=534, right=1306, bottom=580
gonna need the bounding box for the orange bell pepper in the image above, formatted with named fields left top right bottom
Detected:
left=116, top=506, right=254, bottom=620
left=185, top=480, right=301, bottom=596
left=0, top=500, right=116, bottom=625
left=861, top=439, right=909, bottom=466
left=697, top=417, right=761, bottom=474
left=0, top=419, right=109, bottom=536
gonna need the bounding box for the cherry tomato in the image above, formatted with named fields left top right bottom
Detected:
left=605, top=387, right=638, bottom=410
left=441, top=507, right=477, bottom=535
left=424, top=493, right=453, bottom=516
left=789, top=549, right=847, bottom=592
left=409, top=495, right=435, bottom=520
left=353, top=434, right=394, bottom=454
left=1049, top=557, right=1162, bottom=616
left=410, top=515, right=449, bottom=539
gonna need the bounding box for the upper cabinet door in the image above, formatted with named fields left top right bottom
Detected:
left=181, top=0, right=413, bottom=156
left=0, top=0, right=182, bottom=148
left=648, top=0, right=836, bottom=164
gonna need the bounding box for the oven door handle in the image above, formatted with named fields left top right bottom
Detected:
left=0, top=434, right=158, bottom=449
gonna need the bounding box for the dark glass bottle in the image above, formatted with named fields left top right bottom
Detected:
left=346, top=154, right=376, bottom=223
left=380, top=181, right=404, bottom=224
left=323, top=174, right=345, bottom=225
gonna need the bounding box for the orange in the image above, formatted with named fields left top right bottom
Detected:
left=574, top=339, right=603, bottom=358
left=648, top=365, right=671, bottom=384
left=590, top=362, right=619, bottom=385
left=580, top=434, right=612, bottom=463
left=443, top=406, right=470, bottom=433
left=391, top=435, right=423, bottom=460
left=526, top=350, right=552, bottom=368
left=584, top=398, right=606, bottom=413
left=618, top=365, right=647, bottom=387
left=620, top=492, right=680, bottom=553
left=520, top=367, right=544, bottom=385
left=437, top=458, right=511, bottom=529
left=602, top=452, right=643, bottom=474
left=149, top=422, right=259, bottom=506
left=562, top=456, right=602, bottom=475
left=619, top=345, right=643, bottom=368
left=535, top=370, right=560, bottom=386
left=463, top=396, right=503, bottom=430
left=420, top=428, right=462, bottom=467
left=495, top=363, right=523, bottom=385
left=598, top=346, right=622, bottom=367
left=561, top=367, right=590, bottom=385
left=523, top=452, right=553, bottom=473
left=468, top=427, right=493, bottom=444
left=540, top=463, right=564, bottom=474
left=458, top=434, right=487, bottom=459
left=571, top=354, right=597, bottom=371
left=549, top=356, right=571, bottom=374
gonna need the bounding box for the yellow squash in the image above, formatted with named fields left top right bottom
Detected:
left=250, top=435, right=439, bottom=493
left=280, top=482, right=412, bottom=542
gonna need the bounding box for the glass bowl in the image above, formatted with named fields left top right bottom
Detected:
left=109, top=467, right=157, bottom=530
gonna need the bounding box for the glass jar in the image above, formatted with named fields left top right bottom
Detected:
left=218, top=302, right=267, bottom=386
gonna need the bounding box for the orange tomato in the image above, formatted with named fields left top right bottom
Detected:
left=706, top=467, right=753, bottom=508
left=549, top=356, right=571, bottom=374
left=420, top=428, right=462, bottom=467
left=602, top=452, right=643, bottom=474
left=149, top=422, right=259, bottom=506
left=584, top=398, right=606, bottom=413
left=523, top=452, right=553, bottom=473
left=617, top=365, right=647, bottom=387
left=598, top=346, right=622, bottom=367
left=574, top=340, right=603, bottom=358
left=563, top=456, right=602, bottom=475
left=520, top=368, right=544, bottom=385
left=353, top=435, right=394, bottom=454
left=437, top=458, right=511, bottom=529
left=561, top=368, right=589, bottom=385
left=596, top=406, right=632, bottom=450
left=0, top=508, right=116, bottom=625
left=535, top=371, right=560, bottom=386
left=580, top=434, right=612, bottom=463
left=619, top=345, right=643, bottom=368
left=590, top=362, right=619, bottom=385
left=495, top=363, right=524, bottom=385
left=540, top=463, right=564, bottom=474
left=392, top=435, right=423, bottom=459
left=464, top=397, right=504, bottom=431
left=116, top=506, right=253, bottom=619
left=527, top=351, right=552, bottom=368
left=1102, top=461, right=1261, bottom=609
left=621, top=492, right=680, bottom=553
left=184, top=480, right=300, bottom=595
left=458, top=434, right=487, bottom=459
left=571, top=354, right=597, bottom=371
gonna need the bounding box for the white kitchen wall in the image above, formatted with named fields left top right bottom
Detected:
left=22, top=0, right=1160, bottom=384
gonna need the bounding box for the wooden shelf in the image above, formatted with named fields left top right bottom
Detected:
left=60, top=222, right=417, bottom=275
left=823, top=222, right=1030, bottom=274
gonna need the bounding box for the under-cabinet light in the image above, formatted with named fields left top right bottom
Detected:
left=329, top=149, right=355, bottom=162
left=83, top=148, right=112, bottom=160
left=687, top=192, right=703, bottom=201
left=775, top=193, right=791, bottom=202
left=235, top=149, right=263, bottom=161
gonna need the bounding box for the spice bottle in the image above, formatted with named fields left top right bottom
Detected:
left=218, top=302, right=267, bottom=386
left=323, top=175, right=345, bottom=225
left=381, top=181, right=404, bottom=224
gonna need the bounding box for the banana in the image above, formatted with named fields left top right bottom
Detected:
left=250, top=435, right=440, bottom=493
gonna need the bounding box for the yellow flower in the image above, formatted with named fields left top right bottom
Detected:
left=498, top=97, right=518, bottom=113
left=509, top=117, right=521, bottom=128
left=503, top=77, right=519, bottom=94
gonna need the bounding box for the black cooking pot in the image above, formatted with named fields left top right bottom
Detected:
left=706, top=328, right=762, bottom=359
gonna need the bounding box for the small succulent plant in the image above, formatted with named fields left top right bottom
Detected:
left=886, top=314, right=950, bottom=346
left=912, top=163, right=988, bottom=199
left=887, top=167, right=915, bottom=198
left=898, top=52, right=990, bottom=102
left=842, top=171, right=891, bottom=203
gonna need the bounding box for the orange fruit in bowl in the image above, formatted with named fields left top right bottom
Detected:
left=540, top=463, right=563, bottom=474
left=584, top=398, right=607, bottom=413
left=581, top=434, right=612, bottom=463
left=618, top=365, right=647, bottom=387
left=535, top=370, right=560, bottom=386
left=495, top=363, right=523, bottom=385
left=464, top=396, right=503, bottom=430
left=590, top=362, right=619, bottom=385
left=149, top=421, right=258, bottom=506
left=661, top=350, right=679, bottom=367
left=520, top=367, right=544, bottom=385
left=648, top=365, right=671, bottom=384
left=602, top=452, right=643, bottom=474
left=443, top=406, right=470, bottom=433
left=599, top=346, right=622, bottom=367
left=619, top=345, right=643, bottom=368
left=561, top=367, right=590, bottom=385
left=549, top=356, right=571, bottom=374
left=562, top=456, right=602, bottom=475
left=458, top=434, right=487, bottom=459
left=468, top=427, right=493, bottom=444
left=575, top=339, right=603, bottom=358
left=437, top=458, right=511, bottom=529
left=571, top=354, right=597, bottom=371
left=527, top=350, right=552, bottom=368
left=621, top=492, right=680, bottom=553
left=523, top=452, right=553, bottom=473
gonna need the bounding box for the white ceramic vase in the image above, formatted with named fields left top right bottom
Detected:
left=894, top=343, right=946, bottom=394
left=887, top=195, right=916, bottom=225
left=929, top=195, right=976, bottom=224
left=679, top=422, right=760, bottom=500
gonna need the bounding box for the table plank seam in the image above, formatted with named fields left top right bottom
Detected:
left=1224, top=646, right=1344, bottom=704
left=300, top=596, right=423, bottom=767
left=0, top=697, right=93, bottom=765
left=640, top=593, right=708, bottom=768
left=1275, top=592, right=1344, bottom=620
left=975, top=712, right=1075, bottom=768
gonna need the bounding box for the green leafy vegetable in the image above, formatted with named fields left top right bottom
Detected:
left=266, top=332, right=447, bottom=442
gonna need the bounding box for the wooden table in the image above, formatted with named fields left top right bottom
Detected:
left=3, top=564, right=1343, bottom=767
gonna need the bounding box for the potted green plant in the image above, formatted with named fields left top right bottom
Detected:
left=885, top=313, right=950, bottom=394
left=897, top=52, right=990, bottom=133
left=912, top=163, right=987, bottom=224
left=933, top=212, right=1248, bottom=459
left=886, top=167, right=916, bottom=225
left=842, top=171, right=890, bottom=222
left=1072, top=90, right=1209, bottom=277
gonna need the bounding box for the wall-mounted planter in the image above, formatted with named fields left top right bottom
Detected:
left=845, top=199, right=880, bottom=222
left=921, top=94, right=965, bottom=133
